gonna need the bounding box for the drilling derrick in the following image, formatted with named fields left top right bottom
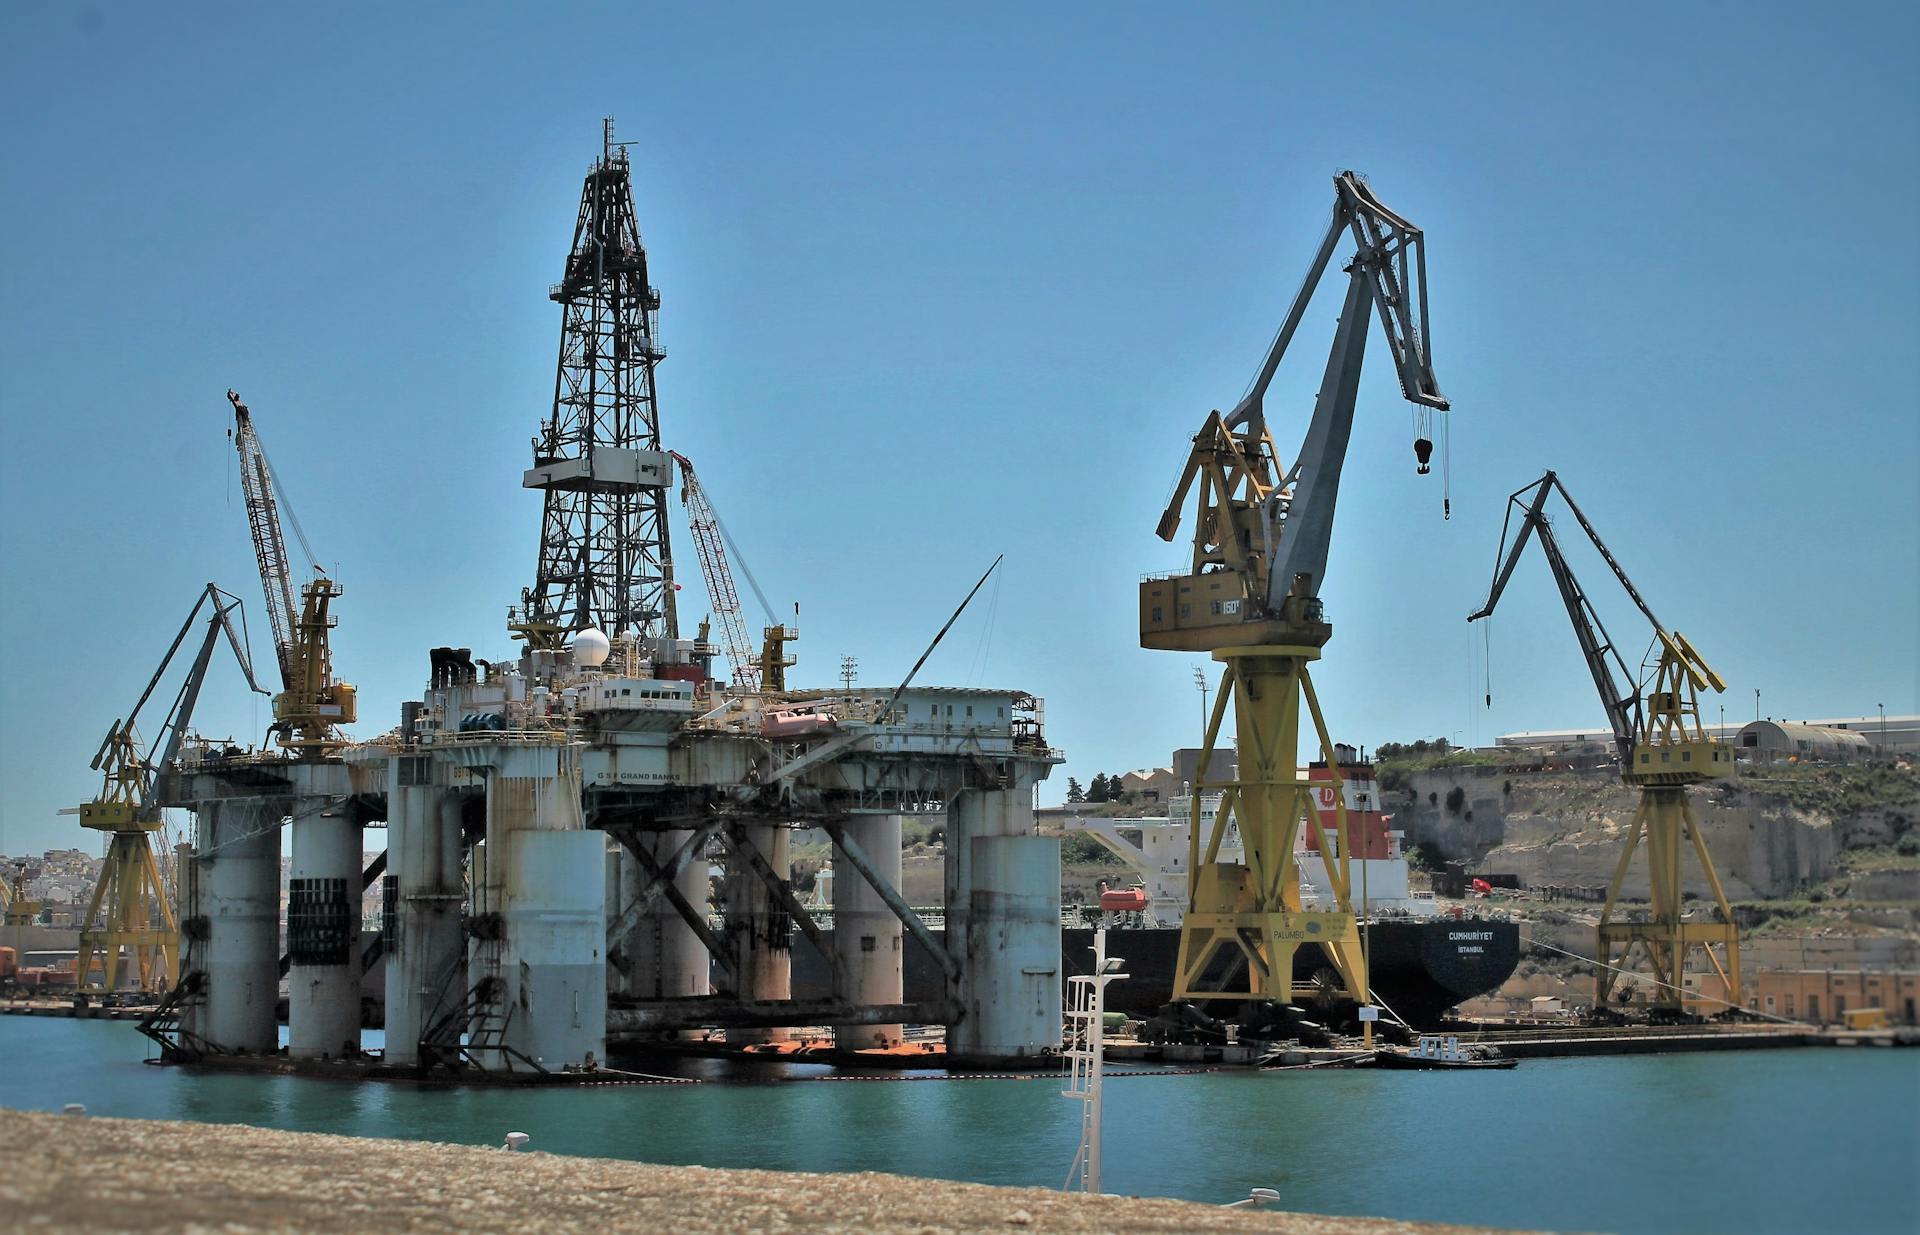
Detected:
left=226, top=390, right=355, bottom=752
left=513, top=120, right=677, bottom=649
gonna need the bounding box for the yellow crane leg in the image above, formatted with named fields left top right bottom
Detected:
left=75, top=831, right=180, bottom=995
left=1595, top=787, right=1742, bottom=1013
left=1172, top=646, right=1365, bottom=1006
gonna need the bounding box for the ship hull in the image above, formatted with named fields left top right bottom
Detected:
left=788, top=918, right=1519, bottom=1029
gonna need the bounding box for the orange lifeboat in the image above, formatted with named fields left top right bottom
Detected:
left=1099, top=886, right=1150, bottom=913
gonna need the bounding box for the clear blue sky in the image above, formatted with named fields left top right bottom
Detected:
left=3, top=4, right=1916, bottom=856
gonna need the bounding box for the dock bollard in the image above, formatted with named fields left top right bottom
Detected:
left=504, top=1132, right=530, bottom=1151
left=63, top=1104, right=86, bottom=1116
left=1224, top=1188, right=1280, bottom=1209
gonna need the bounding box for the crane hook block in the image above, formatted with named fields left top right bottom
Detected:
left=1413, top=436, right=1434, bottom=475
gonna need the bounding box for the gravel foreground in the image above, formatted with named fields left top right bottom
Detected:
left=0, top=1107, right=1534, bottom=1234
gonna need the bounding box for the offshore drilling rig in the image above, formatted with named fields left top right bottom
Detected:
left=147, top=123, right=1063, bottom=1075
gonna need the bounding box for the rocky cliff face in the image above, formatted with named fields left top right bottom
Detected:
left=1387, top=764, right=1914, bottom=901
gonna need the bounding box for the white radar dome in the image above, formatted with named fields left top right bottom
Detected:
left=571, top=627, right=611, bottom=667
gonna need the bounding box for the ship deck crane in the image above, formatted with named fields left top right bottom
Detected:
left=68, top=584, right=267, bottom=993
left=668, top=451, right=796, bottom=692
left=226, top=390, right=356, bottom=752
left=670, top=452, right=761, bottom=690
left=1468, top=470, right=1740, bottom=1015
left=1141, top=172, right=1448, bottom=1010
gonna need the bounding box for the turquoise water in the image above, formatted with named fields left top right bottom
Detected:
left=3, top=1017, right=1915, bottom=1234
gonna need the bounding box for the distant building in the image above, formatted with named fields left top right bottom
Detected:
left=1735, top=720, right=1872, bottom=763
left=1693, top=969, right=1919, bottom=1025
left=1119, top=747, right=1237, bottom=802
left=1499, top=713, right=1916, bottom=758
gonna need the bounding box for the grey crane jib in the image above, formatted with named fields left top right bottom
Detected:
left=1467, top=470, right=1664, bottom=759
left=1238, top=172, right=1448, bottom=614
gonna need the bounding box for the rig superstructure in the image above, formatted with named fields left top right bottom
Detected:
left=147, top=125, right=1063, bottom=1075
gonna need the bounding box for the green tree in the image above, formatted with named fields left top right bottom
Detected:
left=1087, top=773, right=1111, bottom=803
left=1066, top=777, right=1085, bottom=803
left=1061, top=833, right=1124, bottom=865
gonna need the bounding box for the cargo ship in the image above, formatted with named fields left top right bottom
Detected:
left=1058, top=758, right=1521, bottom=1023
left=791, top=758, right=1520, bottom=1027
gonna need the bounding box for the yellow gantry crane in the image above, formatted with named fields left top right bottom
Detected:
left=68, top=584, right=267, bottom=994
left=226, top=390, right=356, bottom=752
left=1468, top=470, right=1741, bottom=1016
left=1141, top=173, right=1449, bottom=1009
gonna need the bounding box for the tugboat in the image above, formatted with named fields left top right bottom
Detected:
left=1373, top=1034, right=1517, bottom=1070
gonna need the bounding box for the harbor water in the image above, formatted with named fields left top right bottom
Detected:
left=2, top=1017, right=1914, bottom=1234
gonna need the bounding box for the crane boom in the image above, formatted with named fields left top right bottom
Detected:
left=1255, top=174, right=1448, bottom=612
left=1468, top=471, right=1643, bottom=757
left=1227, top=172, right=1447, bottom=437
left=1145, top=172, right=1449, bottom=652
left=223, top=389, right=355, bottom=751
left=670, top=452, right=760, bottom=690
left=227, top=390, right=298, bottom=686
left=104, top=583, right=268, bottom=802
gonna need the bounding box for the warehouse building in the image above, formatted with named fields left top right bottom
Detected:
left=1735, top=720, right=1873, bottom=763
left=1499, top=712, right=1915, bottom=759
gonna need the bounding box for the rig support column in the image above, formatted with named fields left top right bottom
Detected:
left=946, top=787, right=1061, bottom=1063
left=833, top=813, right=904, bottom=1049
left=185, top=796, right=284, bottom=1055
left=727, top=823, right=791, bottom=1044
left=382, top=762, right=467, bottom=1068
left=286, top=793, right=363, bottom=1060
left=614, top=829, right=711, bottom=1005
left=473, top=745, right=606, bottom=1071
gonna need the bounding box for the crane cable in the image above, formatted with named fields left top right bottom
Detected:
left=1524, top=936, right=1808, bottom=1028
left=964, top=569, right=1003, bottom=688
left=708, top=500, right=776, bottom=629
left=260, top=447, right=322, bottom=576
left=1483, top=616, right=1493, bottom=710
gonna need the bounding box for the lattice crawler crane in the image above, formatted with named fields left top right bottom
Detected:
left=671, top=452, right=760, bottom=690
left=226, top=390, right=356, bottom=751
left=1468, top=470, right=1741, bottom=1017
